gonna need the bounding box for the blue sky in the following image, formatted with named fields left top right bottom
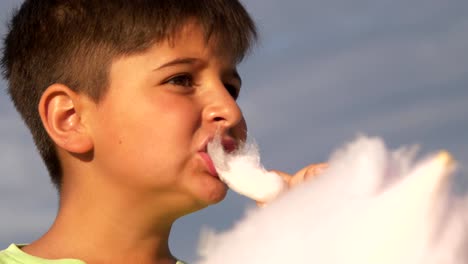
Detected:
left=1, top=0, right=467, bottom=262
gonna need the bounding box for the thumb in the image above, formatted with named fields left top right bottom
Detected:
left=290, top=163, right=328, bottom=187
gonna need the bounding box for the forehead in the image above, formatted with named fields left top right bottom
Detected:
left=108, top=22, right=240, bottom=82
left=166, top=20, right=241, bottom=65
left=107, top=20, right=241, bottom=83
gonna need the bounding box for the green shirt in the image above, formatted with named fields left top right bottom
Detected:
left=0, top=244, right=186, bottom=264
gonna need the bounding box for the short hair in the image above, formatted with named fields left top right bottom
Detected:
left=1, top=0, right=257, bottom=188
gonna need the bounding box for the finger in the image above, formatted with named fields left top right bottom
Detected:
left=303, top=163, right=328, bottom=180
left=289, top=172, right=306, bottom=188
left=290, top=163, right=328, bottom=187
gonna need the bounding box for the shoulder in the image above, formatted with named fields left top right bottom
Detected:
left=0, top=244, right=22, bottom=263
left=0, top=244, right=84, bottom=264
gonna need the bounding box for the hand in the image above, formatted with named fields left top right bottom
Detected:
left=287, top=163, right=328, bottom=188
left=257, top=163, right=328, bottom=207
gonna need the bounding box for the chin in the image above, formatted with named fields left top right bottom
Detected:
left=193, top=176, right=229, bottom=207
left=180, top=190, right=227, bottom=216
left=202, top=184, right=228, bottom=205
left=207, top=187, right=228, bottom=204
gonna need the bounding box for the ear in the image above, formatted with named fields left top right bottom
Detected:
left=39, top=84, right=93, bottom=154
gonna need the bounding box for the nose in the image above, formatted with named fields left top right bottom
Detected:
left=202, top=82, right=246, bottom=139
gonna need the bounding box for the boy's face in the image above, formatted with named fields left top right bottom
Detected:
left=83, top=22, right=246, bottom=213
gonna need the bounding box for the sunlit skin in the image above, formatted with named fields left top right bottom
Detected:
left=25, top=22, right=246, bottom=264
left=23, top=21, right=326, bottom=264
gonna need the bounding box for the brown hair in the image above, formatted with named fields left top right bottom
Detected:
left=1, top=0, right=257, bottom=188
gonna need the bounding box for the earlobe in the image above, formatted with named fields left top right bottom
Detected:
left=39, top=84, right=94, bottom=154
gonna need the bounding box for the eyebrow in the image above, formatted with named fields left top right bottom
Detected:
left=155, top=57, right=242, bottom=85
left=155, top=57, right=199, bottom=70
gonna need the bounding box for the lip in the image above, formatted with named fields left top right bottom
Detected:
left=199, top=152, right=218, bottom=177
left=198, top=135, right=238, bottom=177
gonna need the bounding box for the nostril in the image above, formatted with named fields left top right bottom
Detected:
left=213, top=117, right=224, bottom=122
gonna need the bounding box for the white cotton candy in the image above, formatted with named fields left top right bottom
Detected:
left=198, top=136, right=468, bottom=264
left=207, top=137, right=286, bottom=202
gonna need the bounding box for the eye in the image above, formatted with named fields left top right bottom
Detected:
left=225, top=83, right=240, bottom=99
left=166, top=74, right=194, bottom=87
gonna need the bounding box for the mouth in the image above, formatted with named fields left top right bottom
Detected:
left=198, top=136, right=238, bottom=177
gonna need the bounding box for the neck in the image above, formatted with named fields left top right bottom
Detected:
left=23, top=179, right=183, bottom=264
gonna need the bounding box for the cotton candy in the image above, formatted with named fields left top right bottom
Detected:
left=198, top=136, right=468, bottom=264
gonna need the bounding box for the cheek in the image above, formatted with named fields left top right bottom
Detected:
left=93, top=95, right=201, bottom=180
left=108, top=94, right=199, bottom=146
left=91, top=109, right=154, bottom=184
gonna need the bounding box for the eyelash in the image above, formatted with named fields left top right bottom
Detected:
left=167, top=74, right=194, bottom=88
left=225, top=84, right=239, bottom=100
left=165, top=74, right=240, bottom=99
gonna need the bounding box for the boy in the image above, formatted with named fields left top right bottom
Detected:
left=0, top=1, right=324, bottom=263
